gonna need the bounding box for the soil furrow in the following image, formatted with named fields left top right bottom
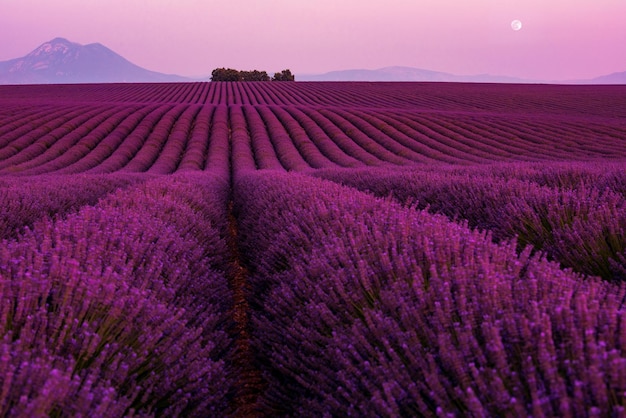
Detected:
left=227, top=199, right=264, bottom=417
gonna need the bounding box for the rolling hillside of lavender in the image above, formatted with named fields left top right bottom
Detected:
left=1, top=80, right=626, bottom=416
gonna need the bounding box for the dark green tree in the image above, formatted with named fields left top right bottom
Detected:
left=240, top=70, right=271, bottom=81
left=272, top=69, right=295, bottom=81
left=211, top=68, right=273, bottom=81
left=211, top=68, right=241, bottom=81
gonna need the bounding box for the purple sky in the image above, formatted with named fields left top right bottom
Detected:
left=1, top=0, right=625, bottom=80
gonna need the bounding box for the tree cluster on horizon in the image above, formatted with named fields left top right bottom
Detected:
left=271, top=69, right=295, bottom=81
left=211, top=68, right=294, bottom=82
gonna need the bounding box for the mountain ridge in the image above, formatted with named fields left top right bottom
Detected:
left=297, top=66, right=537, bottom=83
left=588, top=70, right=626, bottom=85
left=0, top=38, right=190, bottom=84
left=298, top=66, right=626, bottom=84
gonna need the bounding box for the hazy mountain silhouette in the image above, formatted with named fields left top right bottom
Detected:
left=298, top=66, right=626, bottom=84
left=297, top=66, right=537, bottom=83
left=0, top=38, right=190, bottom=84
left=588, top=71, right=626, bottom=85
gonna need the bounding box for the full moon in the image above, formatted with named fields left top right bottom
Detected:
left=511, top=19, right=523, bottom=31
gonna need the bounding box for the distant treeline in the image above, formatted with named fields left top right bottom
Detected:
left=211, top=68, right=295, bottom=82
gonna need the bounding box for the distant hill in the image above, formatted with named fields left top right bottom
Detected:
left=0, top=38, right=190, bottom=84
left=588, top=71, right=626, bottom=85
left=298, top=66, right=626, bottom=84
left=297, top=66, right=537, bottom=83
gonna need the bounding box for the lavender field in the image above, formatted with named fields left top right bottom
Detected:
left=1, top=81, right=626, bottom=416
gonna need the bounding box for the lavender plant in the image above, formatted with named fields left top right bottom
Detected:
left=235, top=170, right=626, bottom=416
left=315, top=164, right=626, bottom=280
left=0, top=172, right=234, bottom=416
left=0, top=173, right=144, bottom=240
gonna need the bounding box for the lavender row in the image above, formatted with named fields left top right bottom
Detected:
left=300, top=107, right=385, bottom=166
left=83, top=105, right=175, bottom=174
left=0, top=104, right=91, bottom=151
left=0, top=105, right=152, bottom=176
left=0, top=105, right=113, bottom=170
left=230, top=106, right=258, bottom=173
left=3, top=83, right=625, bottom=119
left=53, top=105, right=167, bottom=175
left=458, top=160, right=626, bottom=197
left=119, top=105, right=189, bottom=173
left=359, top=160, right=626, bottom=195
left=314, top=163, right=626, bottom=280
left=283, top=106, right=365, bottom=167
left=176, top=106, right=215, bottom=171
left=147, top=105, right=202, bottom=174
left=203, top=105, right=231, bottom=177
left=234, top=170, right=626, bottom=416
left=0, top=172, right=235, bottom=416
left=332, top=108, right=470, bottom=164
left=0, top=173, right=146, bottom=240
left=36, top=105, right=157, bottom=175
left=0, top=104, right=59, bottom=140
left=241, top=106, right=285, bottom=170
left=318, top=108, right=412, bottom=166
left=2, top=105, right=625, bottom=175
left=268, top=106, right=336, bottom=169
left=254, top=106, right=310, bottom=171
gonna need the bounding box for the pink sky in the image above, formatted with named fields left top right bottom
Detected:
left=1, top=0, right=625, bottom=80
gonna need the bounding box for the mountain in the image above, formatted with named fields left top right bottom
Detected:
left=0, top=38, right=190, bottom=84
left=587, top=71, right=626, bottom=85
left=297, top=66, right=536, bottom=83
left=298, top=66, right=626, bottom=84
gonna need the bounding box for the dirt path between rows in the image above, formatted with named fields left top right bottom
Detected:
left=227, top=200, right=264, bottom=417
